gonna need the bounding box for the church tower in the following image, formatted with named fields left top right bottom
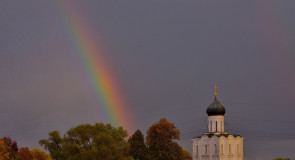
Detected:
left=192, top=86, right=244, bottom=160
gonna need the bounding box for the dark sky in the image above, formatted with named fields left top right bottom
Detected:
left=1, top=1, right=295, bottom=159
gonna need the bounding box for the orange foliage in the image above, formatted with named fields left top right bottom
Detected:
left=30, top=148, right=52, bottom=160
left=146, top=118, right=180, bottom=144
left=0, top=140, right=9, bottom=160
left=17, top=147, right=33, bottom=160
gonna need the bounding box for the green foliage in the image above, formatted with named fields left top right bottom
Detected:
left=39, top=131, right=65, bottom=160
left=146, top=118, right=183, bottom=160
left=274, top=158, right=290, bottom=160
left=128, top=130, right=148, bottom=160
left=40, top=123, right=132, bottom=160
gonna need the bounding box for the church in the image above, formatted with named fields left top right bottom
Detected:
left=192, top=86, right=244, bottom=160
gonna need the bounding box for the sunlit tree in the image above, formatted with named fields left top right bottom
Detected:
left=1, top=136, right=18, bottom=160
left=0, top=140, right=9, bottom=160
left=17, top=147, right=33, bottom=160
left=146, top=118, right=183, bottom=160
left=30, top=148, right=53, bottom=160
left=182, top=149, right=192, bottom=160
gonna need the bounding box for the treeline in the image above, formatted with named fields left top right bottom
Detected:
left=0, top=136, right=52, bottom=160
left=39, top=118, right=192, bottom=160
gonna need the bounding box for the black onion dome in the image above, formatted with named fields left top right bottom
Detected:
left=206, top=97, right=225, bottom=116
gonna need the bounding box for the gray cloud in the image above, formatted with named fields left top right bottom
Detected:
left=0, top=0, right=295, bottom=159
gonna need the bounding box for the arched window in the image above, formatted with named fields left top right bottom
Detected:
left=210, top=121, right=212, bottom=132
left=205, top=145, right=208, bottom=155
left=221, top=144, right=223, bottom=154
left=237, top=144, right=239, bottom=154
left=196, top=145, right=198, bottom=155
left=229, top=144, right=232, bottom=154
left=214, top=144, right=217, bottom=154
left=220, top=121, right=222, bottom=131
left=216, top=121, right=218, bottom=132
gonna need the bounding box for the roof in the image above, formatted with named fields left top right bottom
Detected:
left=206, top=96, right=226, bottom=116
left=193, top=133, right=242, bottom=139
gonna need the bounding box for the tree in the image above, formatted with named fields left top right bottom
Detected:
left=182, top=149, right=192, bottom=160
left=146, top=118, right=183, bottom=160
left=128, top=130, right=148, bottom=160
left=40, top=123, right=133, bottom=160
left=39, top=131, right=65, bottom=160
left=0, top=139, right=9, bottom=160
left=17, top=147, right=33, bottom=160
left=1, top=137, right=18, bottom=160
left=274, top=158, right=290, bottom=160
left=63, top=123, right=132, bottom=160
left=30, top=148, right=52, bottom=160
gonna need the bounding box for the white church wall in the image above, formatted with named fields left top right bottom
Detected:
left=219, top=136, right=226, bottom=160
left=235, top=136, right=244, bottom=160
left=193, top=135, right=243, bottom=160
left=200, top=135, right=210, bottom=160
left=227, top=135, right=235, bottom=160
left=193, top=138, right=200, bottom=160
left=209, top=136, right=219, bottom=160
left=208, top=116, right=224, bottom=132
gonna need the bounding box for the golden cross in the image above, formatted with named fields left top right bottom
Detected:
left=214, top=85, right=218, bottom=96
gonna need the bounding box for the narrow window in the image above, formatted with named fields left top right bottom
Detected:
left=205, top=145, right=207, bottom=155
left=214, top=144, right=217, bottom=154
left=220, top=121, right=222, bottom=131
left=229, top=144, right=231, bottom=154
left=237, top=144, right=239, bottom=154
left=210, top=121, right=212, bottom=132
left=216, top=121, right=218, bottom=132
left=196, top=145, right=198, bottom=155
left=221, top=144, right=223, bottom=154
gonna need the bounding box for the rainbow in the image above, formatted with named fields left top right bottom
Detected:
left=55, top=1, right=134, bottom=132
left=251, top=1, right=295, bottom=93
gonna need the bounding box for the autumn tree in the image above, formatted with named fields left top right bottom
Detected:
left=39, top=131, right=65, bottom=160
left=0, top=139, right=9, bottom=160
left=274, top=158, right=291, bottom=160
left=128, top=129, right=148, bottom=160
left=146, top=118, right=183, bottom=160
left=1, top=137, right=18, bottom=160
left=17, top=147, right=33, bottom=160
left=182, top=149, right=192, bottom=160
left=30, top=148, right=52, bottom=160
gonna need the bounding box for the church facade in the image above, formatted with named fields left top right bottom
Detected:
left=192, top=87, right=244, bottom=160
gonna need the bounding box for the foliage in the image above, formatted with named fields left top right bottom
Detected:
left=182, top=149, right=192, bottom=160
left=40, top=123, right=132, bottom=160
left=0, top=137, right=50, bottom=160
left=128, top=130, right=148, bottom=160
left=39, top=131, right=65, bottom=160
left=30, top=148, right=52, bottom=160
left=0, top=139, right=10, bottom=160
left=17, top=147, right=33, bottom=160
left=274, top=158, right=290, bottom=160
left=1, top=137, right=18, bottom=160
left=146, top=118, right=183, bottom=160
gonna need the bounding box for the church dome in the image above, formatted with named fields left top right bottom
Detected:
left=206, top=97, right=225, bottom=116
